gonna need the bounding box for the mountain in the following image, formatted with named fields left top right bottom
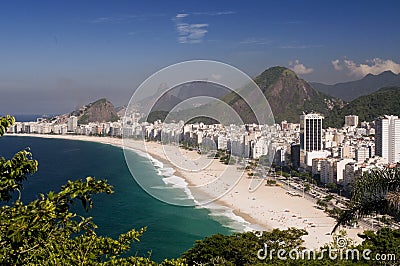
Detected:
left=71, top=98, right=119, bottom=124
left=152, top=66, right=342, bottom=124
left=140, top=81, right=231, bottom=114
left=324, top=87, right=400, bottom=128
left=252, top=67, right=341, bottom=122
left=174, top=81, right=231, bottom=102
left=311, top=71, right=400, bottom=101
left=219, top=66, right=341, bottom=123
left=115, top=105, right=127, bottom=117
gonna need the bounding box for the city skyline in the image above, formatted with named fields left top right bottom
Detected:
left=2, top=1, right=400, bottom=114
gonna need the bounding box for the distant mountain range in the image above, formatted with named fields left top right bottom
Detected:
left=311, top=71, right=400, bottom=101
left=139, top=81, right=231, bottom=114
left=64, top=68, right=400, bottom=128
left=145, top=66, right=343, bottom=124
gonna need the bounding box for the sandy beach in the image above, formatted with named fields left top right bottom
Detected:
left=9, top=133, right=365, bottom=250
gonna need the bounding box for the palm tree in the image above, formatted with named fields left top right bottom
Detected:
left=333, top=167, right=400, bottom=233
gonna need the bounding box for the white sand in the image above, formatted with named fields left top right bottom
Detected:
left=9, top=134, right=365, bottom=249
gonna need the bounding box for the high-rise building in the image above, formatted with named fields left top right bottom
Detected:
left=290, top=143, right=300, bottom=169
left=375, top=115, right=400, bottom=164
left=300, top=113, right=323, bottom=152
left=67, top=116, right=78, bottom=132
left=345, top=115, right=359, bottom=127
left=339, top=145, right=355, bottom=159
left=320, top=158, right=336, bottom=184
left=355, top=146, right=370, bottom=163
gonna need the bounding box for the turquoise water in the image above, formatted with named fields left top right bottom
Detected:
left=0, top=136, right=234, bottom=261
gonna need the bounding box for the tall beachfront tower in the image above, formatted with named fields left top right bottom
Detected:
left=375, top=115, right=400, bottom=164
left=300, top=113, right=323, bottom=152
left=67, top=116, right=78, bottom=132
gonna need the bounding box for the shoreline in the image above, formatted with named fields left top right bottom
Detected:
left=7, top=133, right=365, bottom=249
left=8, top=133, right=258, bottom=230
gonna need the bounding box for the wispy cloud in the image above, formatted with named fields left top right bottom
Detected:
left=174, top=13, right=208, bottom=44
left=280, top=44, right=323, bottom=49
left=176, top=23, right=208, bottom=44
left=176, top=13, right=189, bottom=18
left=332, top=58, right=400, bottom=77
left=289, top=60, right=314, bottom=74
left=239, top=37, right=271, bottom=45
left=172, top=11, right=235, bottom=44
left=192, top=11, right=236, bottom=16
left=90, top=14, right=164, bottom=24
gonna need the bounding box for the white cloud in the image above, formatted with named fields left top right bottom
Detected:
left=332, top=58, right=400, bottom=77
left=91, top=16, right=126, bottom=23
left=176, top=13, right=189, bottom=18
left=173, top=11, right=235, bottom=44
left=331, top=59, right=343, bottom=70
left=289, top=60, right=314, bottom=74
left=176, top=23, right=208, bottom=43
left=280, top=44, right=323, bottom=49
left=174, top=13, right=208, bottom=44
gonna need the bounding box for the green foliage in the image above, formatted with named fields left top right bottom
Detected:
left=76, top=98, right=120, bottom=124
left=0, top=115, right=15, bottom=136
left=143, top=111, right=169, bottom=123
left=357, top=228, right=400, bottom=262
left=253, top=66, right=291, bottom=91
left=325, top=207, right=344, bottom=219
left=258, top=155, right=270, bottom=166
left=182, top=228, right=307, bottom=266
left=327, top=183, right=338, bottom=193
left=0, top=116, right=185, bottom=265
left=219, top=154, right=235, bottom=165
left=186, top=116, right=219, bottom=125
left=78, top=113, right=90, bottom=124
left=323, top=194, right=334, bottom=202
left=317, top=199, right=328, bottom=208
left=333, top=168, right=400, bottom=233
left=0, top=149, right=38, bottom=202
left=325, top=86, right=400, bottom=128
left=181, top=227, right=400, bottom=265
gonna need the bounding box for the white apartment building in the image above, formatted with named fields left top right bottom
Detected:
left=375, top=115, right=400, bottom=163
left=320, top=158, right=336, bottom=185
left=67, top=116, right=78, bottom=132
left=252, top=137, right=269, bottom=159
left=355, top=146, right=370, bottom=163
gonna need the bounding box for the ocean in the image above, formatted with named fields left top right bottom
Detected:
left=0, top=136, right=248, bottom=262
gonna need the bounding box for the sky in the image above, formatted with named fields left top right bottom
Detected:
left=1, top=0, right=400, bottom=114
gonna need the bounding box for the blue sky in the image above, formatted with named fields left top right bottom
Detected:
left=1, top=0, right=400, bottom=114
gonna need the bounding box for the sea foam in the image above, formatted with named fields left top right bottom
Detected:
left=124, top=145, right=259, bottom=233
